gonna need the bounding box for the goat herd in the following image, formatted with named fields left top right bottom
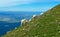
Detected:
left=21, top=12, right=44, bottom=26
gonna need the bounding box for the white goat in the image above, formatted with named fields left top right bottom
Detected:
left=6, top=31, right=10, bottom=34
left=32, top=14, right=37, bottom=18
left=21, top=19, right=28, bottom=26
left=32, top=14, right=38, bottom=20
left=40, top=12, right=44, bottom=15
left=29, top=19, right=32, bottom=22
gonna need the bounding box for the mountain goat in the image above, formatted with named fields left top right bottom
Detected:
left=29, top=19, right=32, bottom=22
left=40, top=12, right=44, bottom=15
left=21, top=19, right=28, bottom=26
left=32, top=14, right=38, bottom=20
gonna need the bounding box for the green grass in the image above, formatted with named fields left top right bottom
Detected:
left=2, top=4, right=60, bottom=37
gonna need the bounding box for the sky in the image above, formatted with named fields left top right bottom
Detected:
left=0, top=0, right=60, bottom=12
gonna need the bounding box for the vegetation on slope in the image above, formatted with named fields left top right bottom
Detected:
left=3, top=4, right=60, bottom=37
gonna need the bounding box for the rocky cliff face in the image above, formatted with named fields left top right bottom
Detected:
left=3, top=4, right=60, bottom=37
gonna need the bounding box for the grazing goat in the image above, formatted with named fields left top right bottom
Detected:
left=32, top=14, right=38, bottom=20
left=21, top=19, right=28, bottom=26
left=29, top=19, right=32, bottom=22
left=40, top=12, right=44, bottom=15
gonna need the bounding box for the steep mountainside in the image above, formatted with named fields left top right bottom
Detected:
left=3, top=4, right=60, bottom=37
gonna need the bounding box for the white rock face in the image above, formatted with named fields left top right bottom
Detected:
left=21, top=19, right=28, bottom=26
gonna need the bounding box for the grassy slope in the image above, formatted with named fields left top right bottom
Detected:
left=3, top=4, right=60, bottom=37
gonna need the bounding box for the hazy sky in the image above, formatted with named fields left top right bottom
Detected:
left=0, top=0, right=60, bottom=12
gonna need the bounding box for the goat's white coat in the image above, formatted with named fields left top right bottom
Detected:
left=7, top=31, right=10, bottom=34
left=29, top=19, right=32, bottom=22
left=32, top=14, right=37, bottom=18
left=21, top=19, right=28, bottom=25
left=40, top=13, right=44, bottom=15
